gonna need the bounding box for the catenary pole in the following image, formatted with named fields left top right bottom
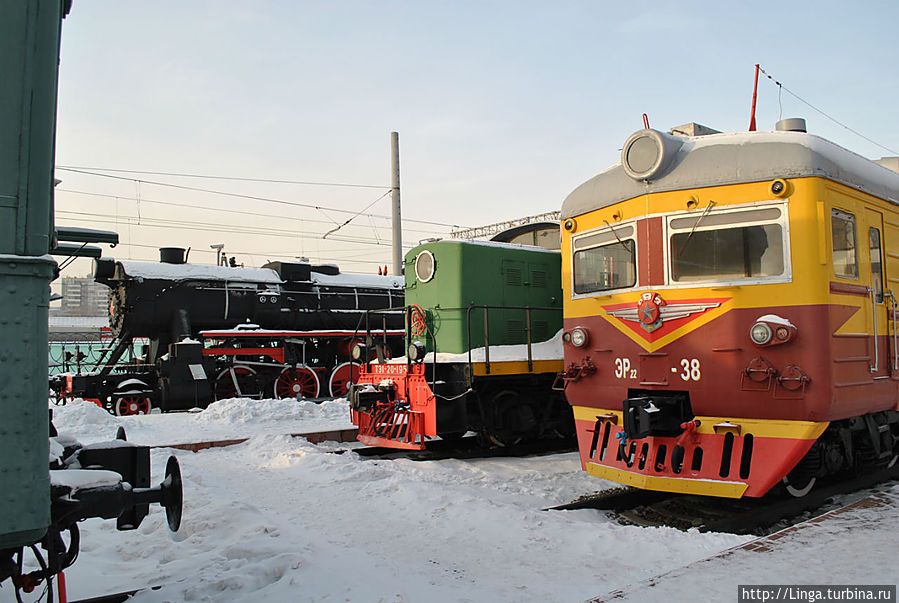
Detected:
left=391, top=131, right=403, bottom=276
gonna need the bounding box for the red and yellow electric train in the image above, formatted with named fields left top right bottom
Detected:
left=559, top=119, right=899, bottom=498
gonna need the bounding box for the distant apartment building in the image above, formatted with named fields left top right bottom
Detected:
left=52, top=276, right=108, bottom=317
left=49, top=277, right=110, bottom=341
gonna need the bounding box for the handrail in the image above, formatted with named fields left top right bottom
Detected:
left=356, top=305, right=437, bottom=389
left=886, top=290, right=898, bottom=371
left=870, top=286, right=879, bottom=373
left=464, top=304, right=557, bottom=376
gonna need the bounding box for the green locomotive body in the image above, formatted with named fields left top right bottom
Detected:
left=406, top=240, right=562, bottom=354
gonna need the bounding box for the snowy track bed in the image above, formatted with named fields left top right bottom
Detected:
left=31, top=399, right=896, bottom=603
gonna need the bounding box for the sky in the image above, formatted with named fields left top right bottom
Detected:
left=52, top=0, right=899, bottom=277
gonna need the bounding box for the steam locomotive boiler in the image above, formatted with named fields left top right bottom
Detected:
left=61, top=249, right=404, bottom=413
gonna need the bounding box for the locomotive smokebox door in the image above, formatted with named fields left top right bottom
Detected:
left=622, top=394, right=693, bottom=439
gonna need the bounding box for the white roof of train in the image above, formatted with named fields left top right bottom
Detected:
left=114, top=260, right=403, bottom=289
left=562, top=129, right=899, bottom=219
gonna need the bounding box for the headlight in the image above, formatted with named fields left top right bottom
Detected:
left=750, top=322, right=773, bottom=345
left=414, top=250, right=436, bottom=283
left=408, top=341, right=426, bottom=362
left=352, top=343, right=368, bottom=361
left=621, top=129, right=683, bottom=181
left=570, top=327, right=589, bottom=348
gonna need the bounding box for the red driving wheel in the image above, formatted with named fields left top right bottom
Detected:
left=114, top=396, right=151, bottom=416
left=273, top=365, right=320, bottom=399
left=328, top=362, right=361, bottom=397
left=214, top=366, right=258, bottom=400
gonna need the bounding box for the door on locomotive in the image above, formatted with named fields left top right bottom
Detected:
left=862, top=207, right=894, bottom=380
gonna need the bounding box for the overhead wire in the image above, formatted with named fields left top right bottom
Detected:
left=55, top=188, right=452, bottom=237
left=758, top=66, right=899, bottom=156
left=55, top=167, right=464, bottom=229
left=54, top=210, right=424, bottom=248
left=322, top=190, right=393, bottom=239
left=56, top=165, right=390, bottom=189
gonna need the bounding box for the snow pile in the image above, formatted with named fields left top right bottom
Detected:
left=50, top=399, right=122, bottom=439
left=50, top=397, right=353, bottom=447
left=30, top=398, right=897, bottom=603
left=51, top=435, right=745, bottom=602
left=194, top=398, right=351, bottom=429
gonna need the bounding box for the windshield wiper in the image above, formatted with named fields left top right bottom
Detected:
left=677, top=199, right=717, bottom=258
left=603, top=220, right=630, bottom=250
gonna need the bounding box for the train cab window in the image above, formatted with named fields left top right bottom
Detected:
left=572, top=224, right=636, bottom=294
left=669, top=206, right=785, bottom=282
left=831, top=210, right=858, bottom=279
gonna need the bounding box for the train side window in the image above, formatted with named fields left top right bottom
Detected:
left=870, top=227, right=884, bottom=302
left=831, top=209, right=858, bottom=279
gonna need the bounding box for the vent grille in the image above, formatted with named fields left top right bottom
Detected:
left=505, top=267, right=522, bottom=286
left=533, top=320, right=549, bottom=341
left=506, top=320, right=525, bottom=341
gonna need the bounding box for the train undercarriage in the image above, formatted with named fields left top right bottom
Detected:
left=53, top=327, right=403, bottom=414
left=351, top=362, right=573, bottom=449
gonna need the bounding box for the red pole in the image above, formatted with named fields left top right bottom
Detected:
left=642, top=113, right=650, bottom=129
left=748, top=64, right=760, bottom=131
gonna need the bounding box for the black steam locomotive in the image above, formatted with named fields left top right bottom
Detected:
left=57, top=248, right=404, bottom=413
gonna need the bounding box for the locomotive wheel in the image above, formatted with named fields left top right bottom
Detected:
left=481, top=389, right=536, bottom=447
left=273, top=365, right=320, bottom=399
left=215, top=366, right=259, bottom=400
left=328, top=361, right=360, bottom=397
left=114, top=396, right=151, bottom=416
left=782, top=475, right=816, bottom=497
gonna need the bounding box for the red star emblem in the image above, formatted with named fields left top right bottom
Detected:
left=637, top=292, right=664, bottom=331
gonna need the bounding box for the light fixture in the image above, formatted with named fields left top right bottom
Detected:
left=570, top=327, right=589, bottom=348
left=408, top=341, right=427, bottom=362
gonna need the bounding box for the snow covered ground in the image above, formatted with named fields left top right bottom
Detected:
left=7, top=398, right=896, bottom=602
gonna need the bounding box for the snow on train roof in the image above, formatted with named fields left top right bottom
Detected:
left=310, top=271, right=403, bottom=289
left=115, top=260, right=403, bottom=289
left=562, top=129, right=899, bottom=219
left=116, top=260, right=283, bottom=283
left=411, top=239, right=560, bottom=255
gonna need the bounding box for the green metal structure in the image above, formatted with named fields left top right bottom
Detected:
left=405, top=240, right=562, bottom=354
left=0, top=0, right=70, bottom=549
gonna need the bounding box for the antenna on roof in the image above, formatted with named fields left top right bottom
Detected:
left=749, top=63, right=760, bottom=131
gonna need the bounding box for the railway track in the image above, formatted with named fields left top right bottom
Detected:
left=151, top=427, right=360, bottom=452
left=149, top=427, right=576, bottom=462
left=349, top=435, right=578, bottom=461
left=548, top=463, right=899, bottom=535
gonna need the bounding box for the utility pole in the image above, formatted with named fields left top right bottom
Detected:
left=391, top=131, right=402, bottom=276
